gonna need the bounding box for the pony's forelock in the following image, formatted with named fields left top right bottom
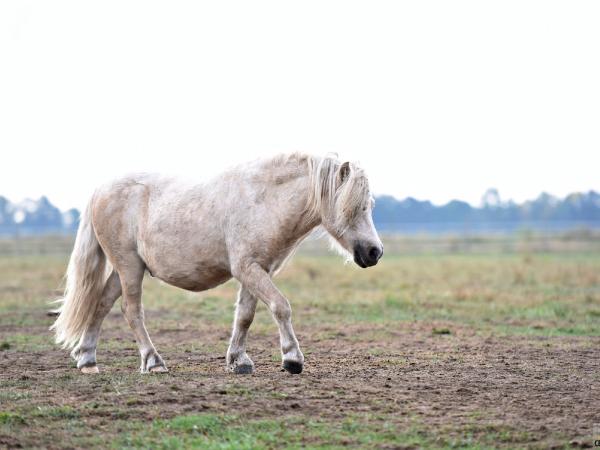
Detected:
left=305, top=154, right=371, bottom=236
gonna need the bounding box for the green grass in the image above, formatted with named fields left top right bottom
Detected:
left=0, top=412, right=26, bottom=426
left=0, top=409, right=541, bottom=449
left=112, top=412, right=545, bottom=449
left=0, top=332, right=52, bottom=351
left=116, top=413, right=435, bottom=450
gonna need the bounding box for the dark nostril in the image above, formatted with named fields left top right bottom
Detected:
left=368, top=246, right=381, bottom=261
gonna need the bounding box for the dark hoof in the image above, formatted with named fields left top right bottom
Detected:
left=233, top=363, right=254, bottom=375
left=283, top=360, right=303, bottom=374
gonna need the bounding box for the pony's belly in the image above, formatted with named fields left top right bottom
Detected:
left=152, top=265, right=232, bottom=292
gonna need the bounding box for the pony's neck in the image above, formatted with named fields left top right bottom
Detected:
left=268, top=154, right=322, bottom=240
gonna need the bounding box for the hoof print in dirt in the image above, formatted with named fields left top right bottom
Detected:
left=283, top=360, right=303, bottom=374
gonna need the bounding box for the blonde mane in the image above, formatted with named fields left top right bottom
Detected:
left=305, top=154, right=371, bottom=235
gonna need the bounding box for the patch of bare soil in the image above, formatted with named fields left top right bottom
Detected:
left=1, top=312, right=598, bottom=448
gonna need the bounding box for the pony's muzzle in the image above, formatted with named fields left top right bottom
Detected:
left=353, top=243, right=383, bottom=268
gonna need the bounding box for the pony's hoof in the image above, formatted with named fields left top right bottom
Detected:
left=282, top=360, right=303, bottom=374
left=141, top=352, right=167, bottom=373
left=72, top=345, right=97, bottom=369
left=227, top=352, right=254, bottom=374
left=80, top=365, right=99, bottom=374
left=232, top=363, right=254, bottom=375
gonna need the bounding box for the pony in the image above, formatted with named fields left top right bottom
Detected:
left=51, top=153, right=383, bottom=374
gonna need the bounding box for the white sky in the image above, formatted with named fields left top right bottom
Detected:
left=1, top=1, right=599, bottom=210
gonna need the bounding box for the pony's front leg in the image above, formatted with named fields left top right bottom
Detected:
left=226, top=287, right=258, bottom=374
left=235, top=263, right=304, bottom=374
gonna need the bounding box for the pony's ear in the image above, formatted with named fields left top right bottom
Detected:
left=338, top=162, right=351, bottom=185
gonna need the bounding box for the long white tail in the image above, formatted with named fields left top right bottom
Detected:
left=51, top=200, right=108, bottom=349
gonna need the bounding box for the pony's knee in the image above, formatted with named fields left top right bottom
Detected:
left=122, top=283, right=142, bottom=299
left=237, top=314, right=254, bottom=329
left=236, top=302, right=256, bottom=329
left=271, top=301, right=291, bottom=322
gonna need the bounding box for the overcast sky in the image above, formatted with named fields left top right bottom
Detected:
left=1, top=1, right=598, bottom=210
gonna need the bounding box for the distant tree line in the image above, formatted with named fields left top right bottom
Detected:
left=372, top=189, right=600, bottom=232
left=1, top=189, right=599, bottom=236
left=0, top=196, right=78, bottom=236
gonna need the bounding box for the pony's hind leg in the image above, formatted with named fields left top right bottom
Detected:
left=227, top=287, right=258, bottom=374
left=71, top=270, right=122, bottom=373
left=118, top=257, right=168, bottom=373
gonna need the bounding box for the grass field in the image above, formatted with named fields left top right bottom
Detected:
left=0, top=235, right=599, bottom=449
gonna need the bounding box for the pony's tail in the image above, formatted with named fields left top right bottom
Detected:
left=51, top=199, right=107, bottom=349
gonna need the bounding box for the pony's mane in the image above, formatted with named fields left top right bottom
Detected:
left=304, top=154, right=371, bottom=235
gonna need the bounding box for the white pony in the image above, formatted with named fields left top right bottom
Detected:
left=52, top=153, right=383, bottom=374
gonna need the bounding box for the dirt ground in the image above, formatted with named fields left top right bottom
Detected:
left=1, top=309, right=598, bottom=449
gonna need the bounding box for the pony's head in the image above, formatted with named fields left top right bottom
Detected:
left=307, top=155, right=383, bottom=268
